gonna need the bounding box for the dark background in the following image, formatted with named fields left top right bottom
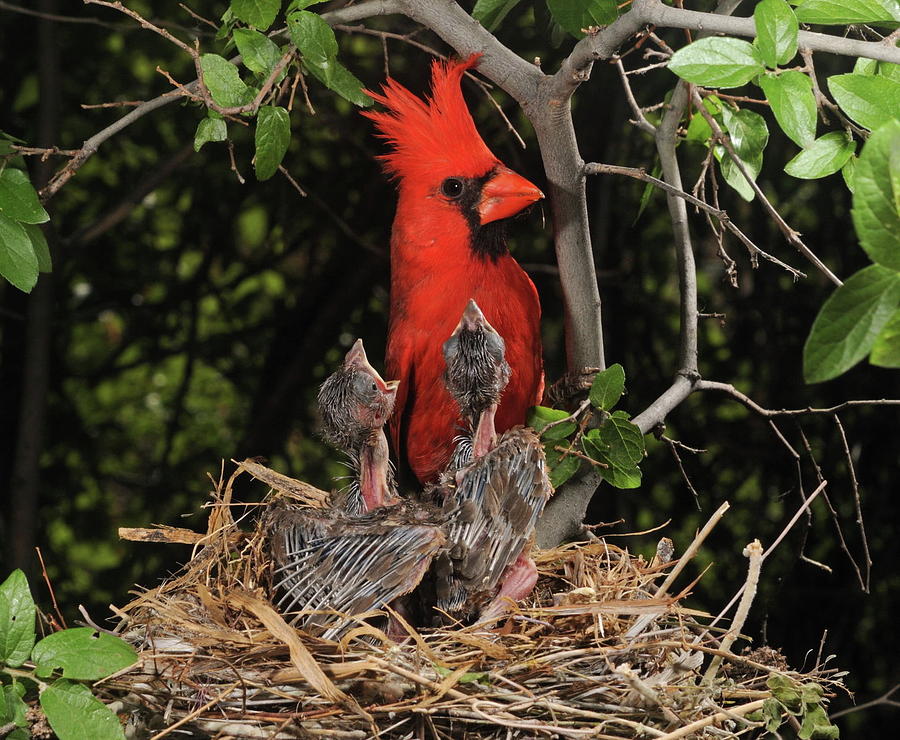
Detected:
left=1, top=1, right=896, bottom=735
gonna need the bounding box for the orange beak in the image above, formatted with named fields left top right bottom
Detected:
left=477, top=167, right=543, bottom=225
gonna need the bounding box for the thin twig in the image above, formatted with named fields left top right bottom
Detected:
left=708, top=480, right=828, bottom=630
left=690, top=89, right=841, bottom=286
left=833, top=414, right=872, bottom=592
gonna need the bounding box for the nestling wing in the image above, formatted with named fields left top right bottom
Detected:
left=270, top=506, right=444, bottom=640
left=436, top=427, right=551, bottom=616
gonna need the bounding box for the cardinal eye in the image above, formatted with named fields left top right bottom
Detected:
left=371, top=381, right=378, bottom=392
left=441, top=178, right=464, bottom=199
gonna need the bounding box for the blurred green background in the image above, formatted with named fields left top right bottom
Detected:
left=1, top=1, right=896, bottom=735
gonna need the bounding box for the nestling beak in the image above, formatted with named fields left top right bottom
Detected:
left=477, top=167, right=544, bottom=225
left=450, top=299, right=499, bottom=338
left=345, top=339, right=395, bottom=393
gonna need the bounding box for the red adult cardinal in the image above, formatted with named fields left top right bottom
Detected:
left=363, top=55, right=544, bottom=484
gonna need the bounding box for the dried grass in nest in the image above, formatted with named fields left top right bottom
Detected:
left=102, top=461, right=844, bottom=739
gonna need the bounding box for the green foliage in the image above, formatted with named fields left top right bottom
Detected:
left=668, top=37, right=764, bottom=88
left=870, top=308, right=900, bottom=366
left=804, top=121, right=900, bottom=380
left=827, top=73, right=900, bottom=131
left=754, top=0, right=799, bottom=68
left=31, top=628, right=137, bottom=681
left=588, top=362, right=625, bottom=410
left=200, top=52, right=254, bottom=108
left=715, top=107, right=769, bottom=201
left=0, top=571, right=35, bottom=668
left=0, top=167, right=49, bottom=224
left=288, top=9, right=371, bottom=106
left=758, top=71, right=816, bottom=147
left=0, top=571, right=136, bottom=739
left=254, top=105, right=291, bottom=180
left=472, top=0, right=524, bottom=31
left=803, top=265, right=900, bottom=381
left=784, top=131, right=855, bottom=179
left=529, top=365, right=645, bottom=490
left=546, top=0, right=618, bottom=38
left=0, top=154, right=51, bottom=292
left=194, top=115, right=228, bottom=152
left=757, top=675, right=840, bottom=738
left=793, top=0, right=900, bottom=25
left=39, top=681, right=126, bottom=740
left=851, top=120, right=900, bottom=270
left=230, top=0, right=281, bottom=31
left=233, top=28, right=281, bottom=77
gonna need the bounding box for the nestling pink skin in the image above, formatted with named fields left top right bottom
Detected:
left=478, top=552, right=538, bottom=621
left=472, top=402, right=498, bottom=458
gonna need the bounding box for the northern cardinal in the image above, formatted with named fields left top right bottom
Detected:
left=317, top=339, right=400, bottom=513
left=363, top=55, right=544, bottom=485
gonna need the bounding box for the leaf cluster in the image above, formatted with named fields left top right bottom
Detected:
left=0, top=570, right=137, bottom=740
left=528, top=364, right=646, bottom=489
left=748, top=674, right=840, bottom=739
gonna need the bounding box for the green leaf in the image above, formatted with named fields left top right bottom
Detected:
left=254, top=105, right=291, bottom=181
left=0, top=213, right=39, bottom=293
left=588, top=363, right=625, bottom=410
left=233, top=28, right=281, bottom=77
left=768, top=674, right=803, bottom=713
left=472, top=0, right=523, bottom=31
left=23, top=223, right=51, bottom=272
left=193, top=117, right=228, bottom=152
left=304, top=58, right=373, bottom=107
left=1, top=684, right=28, bottom=732
left=32, top=628, right=137, bottom=681
left=877, top=61, right=900, bottom=84
left=546, top=0, right=618, bottom=38
left=784, top=131, right=855, bottom=179
left=762, top=696, right=785, bottom=731
left=668, top=37, right=764, bottom=89
left=800, top=682, right=825, bottom=704
left=230, top=0, right=280, bottom=30
left=758, top=71, right=816, bottom=147
left=0, top=167, right=49, bottom=224
left=200, top=53, right=253, bottom=108
left=582, top=418, right=645, bottom=490
left=543, top=442, right=582, bottom=488
left=870, top=307, right=900, bottom=367
left=0, top=570, right=36, bottom=667
left=798, top=703, right=840, bottom=739
left=842, top=155, right=857, bottom=193
left=804, top=264, right=900, bottom=382
left=754, top=0, right=799, bottom=67
left=527, top=405, right=576, bottom=440
left=716, top=106, right=768, bottom=200
left=852, top=120, right=900, bottom=270
left=854, top=56, right=879, bottom=76
left=287, top=0, right=328, bottom=10
left=828, top=74, right=900, bottom=131
left=794, top=0, right=900, bottom=25
left=288, top=10, right=338, bottom=71
left=40, top=680, right=126, bottom=740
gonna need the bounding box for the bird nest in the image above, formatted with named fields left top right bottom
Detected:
left=101, top=460, right=844, bottom=739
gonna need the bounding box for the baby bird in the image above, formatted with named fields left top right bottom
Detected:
left=317, top=339, right=399, bottom=514
left=435, top=300, right=551, bottom=622
left=443, top=299, right=511, bottom=468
